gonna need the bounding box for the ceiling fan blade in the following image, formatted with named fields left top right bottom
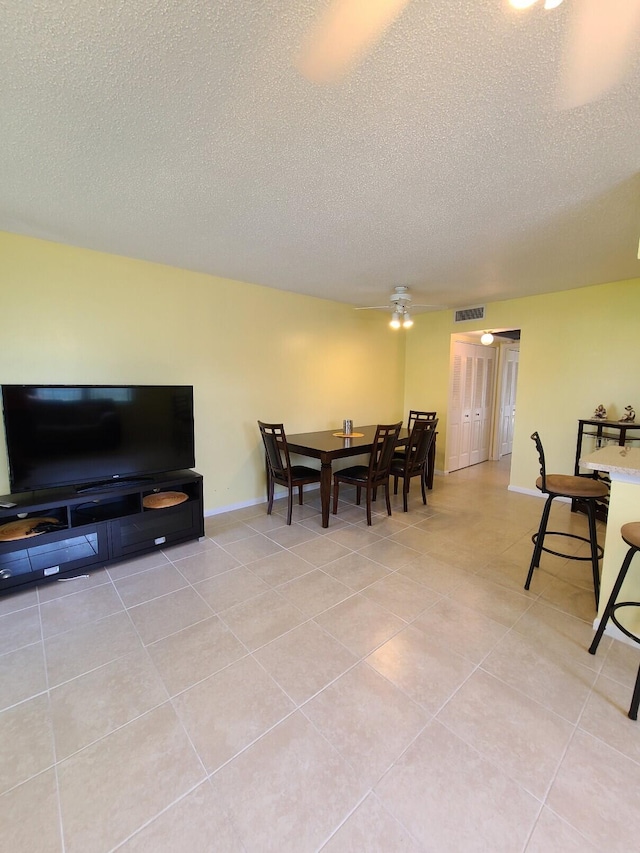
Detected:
left=294, top=0, right=411, bottom=84
left=557, top=0, right=640, bottom=109
left=356, top=303, right=444, bottom=311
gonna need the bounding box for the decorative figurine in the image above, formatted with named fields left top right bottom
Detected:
left=593, top=404, right=607, bottom=420
left=619, top=405, right=636, bottom=423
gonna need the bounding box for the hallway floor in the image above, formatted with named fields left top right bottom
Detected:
left=1, top=459, right=639, bottom=851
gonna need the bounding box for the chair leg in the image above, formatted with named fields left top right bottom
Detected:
left=332, top=478, right=339, bottom=514
left=402, top=476, right=409, bottom=512
left=629, top=662, right=640, bottom=720
left=420, top=470, right=427, bottom=505
left=297, top=485, right=304, bottom=505
left=266, top=474, right=274, bottom=515
left=385, top=482, right=392, bottom=516
left=286, top=488, right=293, bottom=525
left=589, top=545, right=637, bottom=654
left=525, top=495, right=553, bottom=590
left=365, top=488, right=372, bottom=525
left=393, top=474, right=399, bottom=495
left=585, top=500, right=600, bottom=606
left=356, top=486, right=361, bottom=506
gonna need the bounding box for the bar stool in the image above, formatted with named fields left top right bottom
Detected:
left=588, top=522, right=640, bottom=720
left=524, top=431, right=608, bottom=607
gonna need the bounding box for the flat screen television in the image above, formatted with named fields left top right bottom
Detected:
left=1, top=385, right=195, bottom=492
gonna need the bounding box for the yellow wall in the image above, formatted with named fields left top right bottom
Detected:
left=0, top=233, right=406, bottom=511
left=405, top=279, right=640, bottom=490
left=3, top=231, right=639, bottom=509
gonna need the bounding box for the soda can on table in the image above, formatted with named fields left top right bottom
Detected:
left=343, top=419, right=353, bottom=435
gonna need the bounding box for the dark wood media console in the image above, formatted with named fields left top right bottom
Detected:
left=0, top=469, right=204, bottom=595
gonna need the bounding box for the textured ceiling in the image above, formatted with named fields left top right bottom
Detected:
left=2, top=0, right=639, bottom=311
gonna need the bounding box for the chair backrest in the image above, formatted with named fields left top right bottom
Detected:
left=404, top=418, right=439, bottom=476
left=530, top=431, right=547, bottom=490
left=369, top=422, right=403, bottom=483
left=408, top=409, right=437, bottom=429
left=258, top=421, right=292, bottom=484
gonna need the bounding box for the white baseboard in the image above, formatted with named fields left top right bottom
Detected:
left=507, top=485, right=571, bottom=504
left=203, top=481, right=321, bottom=518
left=591, top=617, right=640, bottom=649
left=204, top=497, right=264, bottom=517
left=508, top=485, right=539, bottom=498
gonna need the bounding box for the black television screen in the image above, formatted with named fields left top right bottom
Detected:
left=1, top=385, right=195, bottom=492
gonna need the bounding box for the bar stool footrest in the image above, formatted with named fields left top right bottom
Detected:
left=610, top=601, right=640, bottom=721
left=610, top=601, right=640, bottom=644
left=531, top=530, right=603, bottom=562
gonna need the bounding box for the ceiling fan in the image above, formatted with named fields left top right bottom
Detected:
left=294, top=0, right=640, bottom=109
left=355, top=286, right=443, bottom=328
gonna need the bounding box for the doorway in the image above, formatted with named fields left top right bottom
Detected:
left=445, top=331, right=521, bottom=474
left=494, top=343, right=520, bottom=459
left=446, top=340, right=496, bottom=472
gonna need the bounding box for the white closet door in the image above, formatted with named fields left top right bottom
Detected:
left=459, top=352, right=475, bottom=469
left=447, top=349, right=463, bottom=473
left=447, top=344, right=474, bottom=472
left=448, top=341, right=496, bottom=472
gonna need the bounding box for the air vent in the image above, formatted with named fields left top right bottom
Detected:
left=454, top=306, right=485, bottom=323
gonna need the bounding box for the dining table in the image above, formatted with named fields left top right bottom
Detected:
left=286, top=424, right=418, bottom=528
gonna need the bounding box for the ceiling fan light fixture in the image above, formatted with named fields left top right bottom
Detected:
left=481, top=332, right=494, bottom=345
left=508, top=0, right=563, bottom=9
left=390, top=311, right=402, bottom=329
left=402, top=312, right=413, bottom=328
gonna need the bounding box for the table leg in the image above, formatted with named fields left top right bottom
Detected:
left=320, top=460, right=333, bottom=527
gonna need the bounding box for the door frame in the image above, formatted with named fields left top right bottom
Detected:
left=490, top=341, right=520, bottom=461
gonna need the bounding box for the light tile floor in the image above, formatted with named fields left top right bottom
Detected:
left=1, top=459, right=640, bottom=851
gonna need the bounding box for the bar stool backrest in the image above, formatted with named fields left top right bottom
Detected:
left=531, top=431, right=547, bottom=491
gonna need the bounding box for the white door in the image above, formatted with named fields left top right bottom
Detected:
left=499, top=347, right=519, bottom=457
left=447, top=344, right=472, bottom=472
left=459, top=352, right=475, bottom=469
left=471, top=350, right=495, bottom=465
left=447, top=341, right=496, bottom=472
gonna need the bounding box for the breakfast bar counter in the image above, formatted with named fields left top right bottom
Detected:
left=580, top=446, right=640, bottom=636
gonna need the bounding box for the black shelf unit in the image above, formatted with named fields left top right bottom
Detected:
left=0, top=469, right=204, bottom=595
left=572, top=419, right=640, bottom=520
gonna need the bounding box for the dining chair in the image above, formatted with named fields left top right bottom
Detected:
left=408, top=409, right=437, bottom=427
left=332, top=422, right=402, bottom=525
left=524, top=431, right=608, bottom=606
left=394, top=410, right=437, bottom=456
left=390, top=417, right=438, bottom=511
left=393, top=410, right=438, bottom=484
left=258, top=421, right=321, bottom=525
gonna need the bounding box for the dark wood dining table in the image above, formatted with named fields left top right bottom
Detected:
left=286, top=424, right=412, bottom=528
